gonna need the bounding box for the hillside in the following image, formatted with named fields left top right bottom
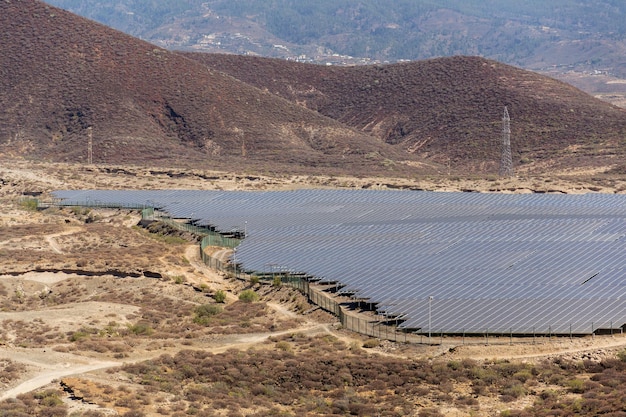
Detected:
left=0, top=0, right=410, bottom=175
left=45, top=0, right=626, bottom=78
left=2, top=0, right=626, bottom=176
left=187, top=53, right=626, bottom=172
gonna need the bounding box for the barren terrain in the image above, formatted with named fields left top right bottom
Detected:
left=0, top=159, right=625, bottom=416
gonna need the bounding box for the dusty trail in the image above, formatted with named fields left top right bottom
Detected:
left=267, top=302, right=299, bottom=319
left=0, top=320, right=330, bottom=400
left=0, top=361, right=119, bottom=401
left=0, top=348, right=120, bottom=400
left=200, top=322, right=330, bottom=354
left=44, top=227, right=81, bottom=254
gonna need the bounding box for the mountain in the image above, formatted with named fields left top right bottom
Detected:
left=186, top=53, right=626, bottom=172
left=2, top=0, right=625, bottom=176
left=0, top=0, right=407, bottom=174
left=44, top=0, right=626, bottom=78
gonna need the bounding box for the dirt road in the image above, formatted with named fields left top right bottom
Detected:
left=0, top=320, right=331, bottom=400
left=0, top=348, right=119, bottom=401
left=0, top=360, right=119, bottom=401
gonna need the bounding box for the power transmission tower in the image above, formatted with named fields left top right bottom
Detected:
left=13, top=123, right=20, bottom=143
left=87, top=127, right=93, bottom=165
left=499, top=106, right=513, bottom=177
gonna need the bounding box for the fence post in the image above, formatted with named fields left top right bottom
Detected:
left=385, top=318, right=388, bottom=340
left=394, top=317, right=398, bottom=342
left=548, top=325, right=551, bottom=342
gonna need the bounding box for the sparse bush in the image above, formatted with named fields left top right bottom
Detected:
left=213, top=290, right=226, bottom=303
left=193, top=303, right=223, bottom=325
left=275, top=341, right=291, bottom=351
left=69, top=330, right=88, bottom=342
left=500, top=383, right=526, bottom=401
left=362, top=338, right=380, bottom=348
left=419, top=408, right=444, bottom=417
left=19, top=198, right=38, bottom=211
left=128, top=322, right=154, bottom=336
left=70, top=206, right=91, bottom=216
left=567, top=378, right=586, bottom=393
left=513, top=369, right=533, bottom=383
left=272, top=275, right=282, bottom=287
left=238, top=289, right=259, bottom=303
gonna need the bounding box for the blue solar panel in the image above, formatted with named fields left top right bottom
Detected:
left=51, top=189, right=626, bottom=334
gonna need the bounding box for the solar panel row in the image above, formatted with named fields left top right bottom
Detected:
left=51, top=189, right=626, bottom=334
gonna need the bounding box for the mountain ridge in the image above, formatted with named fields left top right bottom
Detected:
left=1, top=0, right=625, bottom=177
left=44, top=0, right=626, bottom=79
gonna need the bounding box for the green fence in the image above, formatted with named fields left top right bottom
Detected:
left=200, top=233, right=240, bottom=250
left=141, top=207, right=154, bottom=220
left=141, top=209, right=241, bottom=250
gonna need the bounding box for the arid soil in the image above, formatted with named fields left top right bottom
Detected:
left=0, top=158, right=625, bottom=417
left=1, top=158, right=624, bottom=196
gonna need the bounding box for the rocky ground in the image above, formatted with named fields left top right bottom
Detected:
left=0, top=158, right=624, bottom=416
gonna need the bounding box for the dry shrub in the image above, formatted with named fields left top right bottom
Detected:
left=0, top=389, right=67, bottom=416
left=0, top=359, right=27, bottom=384
left=362, top=338, right=380, bottom=348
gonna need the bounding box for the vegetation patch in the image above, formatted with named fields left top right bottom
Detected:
left=118, top=339, right=626, bottom=416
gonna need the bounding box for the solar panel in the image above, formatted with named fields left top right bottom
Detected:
left=51, top=189, right=626, bottom=334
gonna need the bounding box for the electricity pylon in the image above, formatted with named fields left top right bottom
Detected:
left=87, top=127, right=93, bottom=165
left=499, top=106, right=513, bottom=177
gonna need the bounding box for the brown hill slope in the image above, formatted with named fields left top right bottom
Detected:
left=187, top=53, right=626, bottom=173
left=0, top=0, right=411, bottom=174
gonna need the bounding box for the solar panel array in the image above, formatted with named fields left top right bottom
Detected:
left=52, top=189, right=626, bottom=334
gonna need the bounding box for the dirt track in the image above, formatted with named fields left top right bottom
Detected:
left=0, top=323, right=327, bottom=400
left=0, top=354, right=119, bottom=401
